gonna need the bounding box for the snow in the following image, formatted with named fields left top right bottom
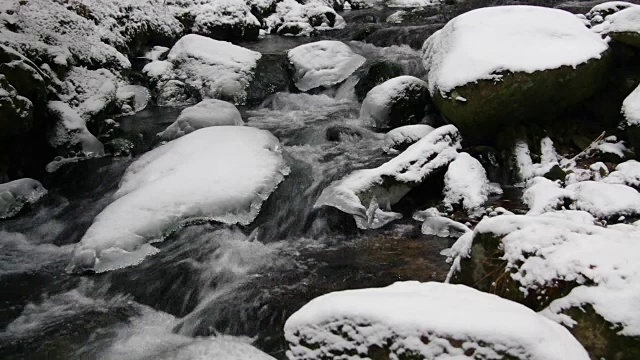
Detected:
left=314, top=125, right=461, bottom=229
left=514, top=139, right=560, bottom=182
left=443, top=152, right=502, bottom=211
left=359, top=75, right=428, bottom=128
left=448, top=213, right=640, bottom=337
left=158, top=99, right=244, bottom=141
left=0, top=178, right=47, bottom=219
left=67, top=126, right=289, bottom=273
left=592, top=5, right=640, bottom=34
left=288, top=41, right=366, bottom=92
left=383, top=124, right=434, bottom=153
left=167, top=0, right=260, bottom=35
left=605, top=160, right=640, bottom=188
left=622, top=83, right=640, bottom=126
left=523, top=177, right=573, bottom=215
left=116, top=85, right=150, bottom=114
left=47, top=101, right=105, bottom=156
left=422, top=6, right=609, bottom=95
left=415, top=210, right=471, bottom=237
left=145, top=34, right=262, bottom=105
left=386, top=0, right=439, bottom=7
left=265, top=0, right=346, bottom=36
left=285, top=281, right=589, bottom=360
left=566, top=180, right=640, bottom=218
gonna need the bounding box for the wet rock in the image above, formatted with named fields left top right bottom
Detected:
left=246, top=53, right=293, bottom=106
left=0, top=45, right=48, bottom=110
left=354, top=60, right=404, bottom=101
left=325, top=125, right=367, bottom=142
left=365, top=24, right=443, bottom=49
left=156, top=80, right=200, bottom=108
left=0, top=178, right=47, bottom=219
left=0, top=75, right=33, bottom=136
left=360, top=75, right=430, bottom=129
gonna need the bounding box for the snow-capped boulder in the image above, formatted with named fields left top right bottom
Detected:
left=265, top=0, right=346, bottom=36
left=314, top=125, right=461, bottom=229
left=158, top=99, right=243, bottom=141
left=353, top=61, right=404, bottom=101
left=383, top=124, right=434, bottom=153
left=167, top=0, right=261, bottom=41
left=285, top=281, right=589, bottom=360
left=0, top=74, right=33, bottom=136
left=144, top=34, right=262, bottom=105
left=0, top=178, right=47, bottom=219
left=288, top=41, right=366, bottom=92
left=422, top=6, right=610, bottom=143
left=605, top=160, right=640, bottom=189
left=622, top=83, right=640, bottom=153
left=443, top=152, right=502, bottom=211
left=67, top=126, right=288, bottom=273
left=0, top=44, right=48, bottom=110
left=566, top=180, right=640, bottom=219
left=446, top=212, right=640, bottom=359
left=47, top=101, right=105, bottom=157
left=586, top=1, right=637, bottom=25
left=592, top=5, right=640, bottom=48
left=360, top=76, right=430, bottom=129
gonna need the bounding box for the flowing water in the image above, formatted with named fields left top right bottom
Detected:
left=1, top=35, right=466, bottom=360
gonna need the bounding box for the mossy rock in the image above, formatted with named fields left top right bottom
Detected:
left=610, top=31, right=640, bottom=50
left=246, top=53, right=292, bottom=105
left=354, top=61, right=404, bottom=101
left=432, top=52, right=613, bottom=144
left=452, top=229, right=640, bottom=360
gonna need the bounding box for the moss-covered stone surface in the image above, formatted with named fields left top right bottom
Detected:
left=432, top=53, right=612, bottom=144
left=611, top=31, right=640, bottom=50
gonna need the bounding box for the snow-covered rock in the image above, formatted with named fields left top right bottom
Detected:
left=592, top=5, right=640, bottom=48
left=167, top=0, right=261, bottom=41
left=314, top=125, right=461, bottom=229
left=144, top=34, right=262, bottom=105
left=0, top=178, right=47, bottom=219
left=523, top=177, right=573, bottom=215
left=288, top=41, right=366, bottom=92
left=605, top=160, right=640, bottom=189
left=158, top=99, right=243, bottom=141
left=447, top=212, right=640, bottom=359
left=443, top=152, right=502, bottom=211
left=47, top=101, right=105, bottom=157
left=422, top=6, right=610, bottom=142
left=67, top=126, right=288, bottom=273
left=383, top=124, right=434, bottom=153
left=116, top=85, right=150, bottom=115
left=566, top=180, right=640, bottom=219
left=285, top=281, right=589, bottom=360
left=265, top=0, right=346, bottom=36
left=156, top=80, right=199, bottom=108
left=360, top=75, right=430, bottom=129
left=586, top=1, right=637, bottom=25
left=414, top=209, right=471, bottom=237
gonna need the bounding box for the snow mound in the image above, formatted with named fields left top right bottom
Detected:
left=144, top=34, right=261, bottom=105
left=288, top=41, right=366, bottom=92
left=623, top=83, right=640, bottom=126
left=314, top=125, right=461, bottom=229
left=47, top=101, right=105, bottom=156
left=67, top=126, right=289, bottom=273
left=592, top=5, right=640, bottom=35
left=158, top=99, right=243, bottom=141
left=566, top=180, right=640, bottom=218
left=443, top=152, right=502, bottom=210
left=0, top=178, right=47, bottom=219
left=449, top=213, right=640, bottom=337
left=384, top=124, right=434, bottom=153
left=265, top=0, right=346, bottom=36
left=360, top=75, right=429, bottom=128
left=523, top=177, right=573, bottom=215
left=605, top=160, right=640, bottom=188
left=422, top=5, right=609, bottom=95
left=285, top=281, right=589, bottom=360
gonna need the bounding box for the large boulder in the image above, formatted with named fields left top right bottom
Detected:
left=158, top=99, right=244, bottom=141
left=446, top=212, right=640, bottom=359
left=0, top=45, right=48, bottom=110
left=47, top=101, right=104, bottom=157
left=67, top=126, right=289, bottom=273
left=143, top=34, right=262, bottom=105
left=422, top=6, right=611, bottom=143
left=353, top=60, right=404, bottom=101
left=285, top=281, right=589, bottom=360
left=288, top=40, right=366, bottom=92
left=0, top=178, right=47, bottom=219
left=360, top=75, right=430, bottom=129
left=265, top=0, right=346, bottom=36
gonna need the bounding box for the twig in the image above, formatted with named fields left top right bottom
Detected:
left=567, top=131, right=606, bottom=163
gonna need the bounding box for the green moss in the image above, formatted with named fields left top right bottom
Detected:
left=610, top=32, right=640, bottom=50
left=354, top=61, right=404, bottom=101
left=433, top=52, right=613, bottom=145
